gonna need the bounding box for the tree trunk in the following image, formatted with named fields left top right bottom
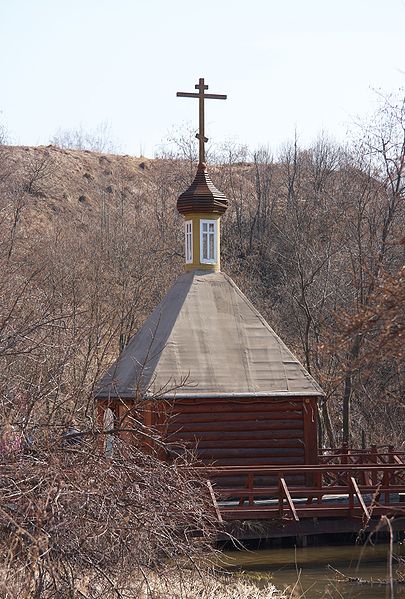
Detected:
left=322, top=399, right=336, bottom=448
left=342, top=334, right=361, bottom=444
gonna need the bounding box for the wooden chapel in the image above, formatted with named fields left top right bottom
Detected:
left=95, top=78, right=324, bottom=469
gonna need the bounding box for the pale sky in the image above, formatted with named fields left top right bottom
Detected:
left=1, top=0, right=404, bottom=156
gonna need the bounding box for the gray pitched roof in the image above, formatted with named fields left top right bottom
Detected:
left=95, top=271, right=323, bottom=399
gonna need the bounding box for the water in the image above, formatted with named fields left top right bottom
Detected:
left=222, top=543, right=405, bottom=598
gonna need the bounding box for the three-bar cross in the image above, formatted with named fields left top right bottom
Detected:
left=176, top=77, right=227, bottom=165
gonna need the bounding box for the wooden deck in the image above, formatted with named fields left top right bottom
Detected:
left=205, top=447, right=405, bottom=525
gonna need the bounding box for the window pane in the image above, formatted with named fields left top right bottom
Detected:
left=185, top=221, right=192, bottom=262
left=209, top=232, right=214, bottom=259
left=209, top=223, right=215, bottom=233
left=202, top=223, right=208, bottom=232
left=202, top=233, right=207, bottom=259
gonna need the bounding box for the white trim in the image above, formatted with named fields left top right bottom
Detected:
left=200, top=219, right=217, bottom=264
left=185, top=220, right=193, bottom=263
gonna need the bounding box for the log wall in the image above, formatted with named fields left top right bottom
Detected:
left=162, top=396, right=318, bottom=467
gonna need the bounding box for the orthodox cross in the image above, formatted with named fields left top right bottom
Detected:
left=177, top=77, right=227, bottom=165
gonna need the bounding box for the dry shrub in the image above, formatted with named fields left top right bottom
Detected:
left=0, top=433, right=220, bottom=598
left=127, top=569, right=283, bottom=598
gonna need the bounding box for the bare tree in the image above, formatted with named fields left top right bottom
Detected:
left=0, top=431, right=220, bottom=598
left=22, top=149, right=56, bottom=196
left=51, top=121, right=119, bottom=153
left=0, top=125, right=7, bottom=145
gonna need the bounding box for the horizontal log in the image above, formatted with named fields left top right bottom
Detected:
left=212, top=475, right=306, bottom=487
left=169, top=446, right=305, bottom=458
left=221, top=506, right=352, bottom=520
left=216, top=486, right=367, bottom=497
left=170, top=411, right=303, bottom=424
left=190, top=439, right=305, bottom=449
left=166, top=429, right=304, bottom=441
left=207, top=456, right=306, bottom=466
left=215, top=486, right=336, bottom=496
left=204, top=464, right=405, bottom=473
left=195, top=448, right=305, bottom=459
left=166, top=420, right=304, bottom=433
left=169, top=401, right=303, bottom=415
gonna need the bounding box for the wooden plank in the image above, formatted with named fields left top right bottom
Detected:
left=170, top=411, right=303, bottom=423
left=194, top=439, right=305, bottom=449
left=194, top=448, right=305, bottom=458
left=168, top=442, right=305, bottom=453
left=171, top=397, right=303, bottom=407
left=349, top=476, right=371, bottom=519
left=206, top=457, right=306, bottom=466
left=204, top=464, right=405, bottom=472
left=166, top=429, right=304, bottom=441
left=212, top=475, right=306, bottom=488
left=206, top=480, right=223, bottom=523
left=171, top=401, right=303, bottom=414
left=214, top=486, right=349, bottom=497
left=279, top=478, right=300, bottom=522
left=171, top=400, right=302, bottom=414
left=166, top=421, right=304, bottom=433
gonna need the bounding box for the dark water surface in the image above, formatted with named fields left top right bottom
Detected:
left=222, top=543, right=405, bottom=598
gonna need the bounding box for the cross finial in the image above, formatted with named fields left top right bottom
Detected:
left=177, top=77, right=227, bottom=166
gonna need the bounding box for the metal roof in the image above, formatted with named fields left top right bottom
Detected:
left=95, top=271, right=324, bottom=399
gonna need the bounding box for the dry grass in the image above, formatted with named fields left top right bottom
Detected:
left=0, top=567, right=284, bottom=599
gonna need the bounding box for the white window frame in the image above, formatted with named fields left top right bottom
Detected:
left=200, top=219, right=217, bottom=264
left=185, top=220, right=193, bottom=264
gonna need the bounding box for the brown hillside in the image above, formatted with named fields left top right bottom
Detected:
left=1, top=144, right=156, bottom=229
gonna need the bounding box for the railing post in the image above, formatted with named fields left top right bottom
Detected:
left=341, top=442, right=349, bottom=465
left=358, top=448, right=367, bottom=484
left=338, top=442, right=349, bottom=485
left=348, top=476, right=354, bottom=517
left=238, top=470, right=249, bottom=506
left=316, top=468, right=322, bottom=504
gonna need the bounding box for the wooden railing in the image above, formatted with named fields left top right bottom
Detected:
left=319, top=444, right=405, bottom=467
left=205, top=464, right=405, bottom=521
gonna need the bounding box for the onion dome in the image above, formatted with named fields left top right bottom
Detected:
left=177, top=163, right=228, bottom=215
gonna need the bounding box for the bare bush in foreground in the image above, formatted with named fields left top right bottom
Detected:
left=0, top=432, right=219, bottom=598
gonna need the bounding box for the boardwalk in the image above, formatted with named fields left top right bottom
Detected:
left=205, top=447, right=405, bottom=530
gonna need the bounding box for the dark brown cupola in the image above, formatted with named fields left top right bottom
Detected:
left=177, top=163, right=228, bottom=215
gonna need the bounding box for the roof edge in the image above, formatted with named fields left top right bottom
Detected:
left=95, top=390, right=324, bottom=400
